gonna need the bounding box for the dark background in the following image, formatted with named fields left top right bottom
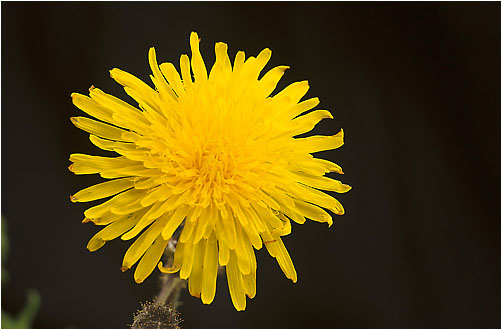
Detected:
left=2, top=1, right=500, bottom=328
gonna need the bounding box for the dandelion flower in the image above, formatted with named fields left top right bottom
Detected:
left=69, top=32, right=351, bottom=311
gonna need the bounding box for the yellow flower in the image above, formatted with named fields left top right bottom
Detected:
left=69, top=32, right=351, bottom=311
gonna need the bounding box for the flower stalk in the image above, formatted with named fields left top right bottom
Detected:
left=131, top=241, right=184, bottom=329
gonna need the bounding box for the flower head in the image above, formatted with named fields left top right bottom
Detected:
left=131, top=302, right=181, bottom=329
left=70, top=32, right=350, bottom=311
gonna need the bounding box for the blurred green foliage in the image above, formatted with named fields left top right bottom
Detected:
left=1, top=290, right=41, bottom=329
left=1, top=217, right=41, bottom=328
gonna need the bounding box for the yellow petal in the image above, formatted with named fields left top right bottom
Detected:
left=294, top=128, right=344, bottom=154
left=259, top=65, right=289, bottom=97
left=85, top=210, right=124, bottom=226
left=239, top=206, right=263, bottom=250
left=227, top=196, right=247, bottom=227
left=159, top=241, right=184, bottom=274
left=226, top=251, right=246, bottom=311
left=71, top=93, right=114, bottom=124
left=252, top=202, right=283, bottom=229
left=148, top=47, right=178, bottom=101
left=274, top=81, right=309, bottom=108
left=180, top=239, right=196, bottom=279
left=291, top=157, right=344, bottom=176
left=84, top=188, right=144, bottom=219
left=109, top=68, right=160, bottom=114
left=203, top=219, right=214, bottom=239
left=71, top=178, right=134, bottom=203
left=189, top=31, right=207, bottom=83
left=86, top=214, right=139, bottom=252
left=111, top=200, right=144, bottom=215
left=188, top=238, right=206, bottom=298
left=179, top=218, right=196, bottom=243
left=257, top=189, right=280, bottom=211
left=159, top=62, right=185, bottom=97
left=272, top=214, right=292, bottom=236
left=134, top=236, right=169, bottom=283
left=69, top=154, right=140, bottom=174
left=70, top=116, right=131, bottom=141
left=209, top=42, right=231, bottom=81
left=133, top=176, right=162, bottom=190
left=242, top=243, right=257, bottom=299
left=121, top=204, right=159, bottom=240
left=294, top=199, right=333, bottom=226
left=88, top=87, right=149, bottom=130
left=179, top=54, right=192, bottom=86
left=260, top=229, right=279, bottom=258
left=191, top=206, right=210, bottom=244
left=161, top=204, right=191, bottom=240
left=140, top=185, right=172, bottom=207
left=217, top=235, right=230, bottom=266
left=275, top=237, right=297, bottom=283
left=248, top=48, right=271, bottom=80
left=242, top=270, right=256, bottom=299
left=122, top=215, right=169, bottom=270
left=296, top=172, right=351, bottom=193
left=292, top=184, right=345, bottom=215
left=230, top=51, right=244, bottom=77
left=281, top=207, right=306, bottom=225
left=160, top=191, right=190, bottom=214
left=220, top=209, right=237, bottom=249
left=287, top=97, right=320, bottom=119
left=100, top=166, right=161, bottom=180
left=89, top=135, right=148, bottom=162
left=263, top=187, right=295, bottom=209
left=235, top=224, right=251, bottom=275
left=291, top=110, right=333, bottom=135
left=201, top=233, right=218, bottom=304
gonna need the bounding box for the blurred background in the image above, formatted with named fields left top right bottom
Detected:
left=2, top=2, right=500, bottom=328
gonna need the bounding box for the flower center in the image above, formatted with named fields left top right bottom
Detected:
left=154, top=81, right=274, bottom=209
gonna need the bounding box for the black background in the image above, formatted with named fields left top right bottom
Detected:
left=2, top=2, right=500, bottom=328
